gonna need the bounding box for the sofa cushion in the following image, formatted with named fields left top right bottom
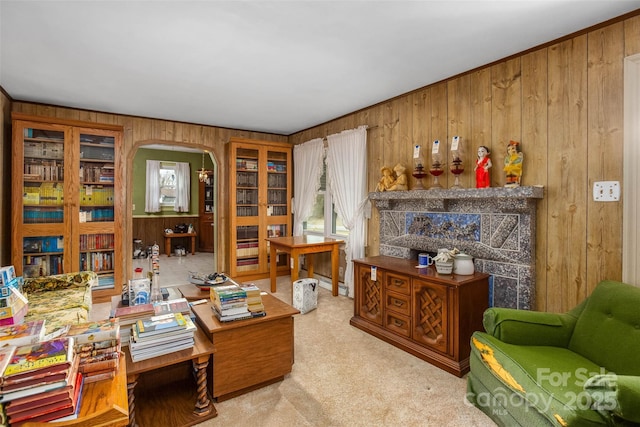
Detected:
left=22, top=272, right=95, bottom=334
left=568, top=280, right=640, bottom=376
left=471, top=332, right=610, bottom=426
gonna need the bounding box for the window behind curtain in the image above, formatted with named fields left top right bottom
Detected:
left=304, top=162, right=348, bottom=237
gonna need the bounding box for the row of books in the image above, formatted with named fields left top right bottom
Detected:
left=210, top=283, right=265, bottom=322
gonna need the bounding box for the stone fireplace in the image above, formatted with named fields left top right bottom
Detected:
left=369, top=186, right=544, bottom=309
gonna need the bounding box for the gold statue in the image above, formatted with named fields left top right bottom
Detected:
left=388, top=163, right=408, bottom=191
left=376, top=166, right=395, bottom=191
left=503, top=140, right=523, bottom=187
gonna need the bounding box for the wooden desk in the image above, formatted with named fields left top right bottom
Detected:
left=267, top=235, right=344, bottom=296
left=177, top=284, right=210, bottom=301
left=162, top=232, right=197, bottom=257
left=122, top=327, right=216, bottom=427
left=191, top=293, right=299, bottom=401
left=23, top=355, right=129, bottom=427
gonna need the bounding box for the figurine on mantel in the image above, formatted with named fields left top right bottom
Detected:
left=474, top=146, right=492, bottom=188
left=376, top=166, right=395, bottom=191
left=388, top=163, right=408, bottom=191
left=503, top=140, right=523, bottom=188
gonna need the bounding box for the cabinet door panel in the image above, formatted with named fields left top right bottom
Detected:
left=355, top=264, right=383, bottom=325
left=412, top=279, right=449, bottom=353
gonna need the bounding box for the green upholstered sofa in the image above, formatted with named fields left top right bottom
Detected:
left=467, top=280, right=640, bottom=426
left=22, top=271, right=95, bottom=335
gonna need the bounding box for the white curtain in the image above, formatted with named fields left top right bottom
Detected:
left=292, top=138, right=325, bottom=236
left=174, top=162, right=191, bottom=212
left=326, top=126, right=368, bottom=296
left=145, top=160, right=161, bottom=213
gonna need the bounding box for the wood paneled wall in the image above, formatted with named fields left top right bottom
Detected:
left=10, top=102, right=288, bottom=284
left=289, top=14, right=640, bottom=312
left=0, top=91, right=11, bottom=266
left=9, top=12, right=640, bottom=312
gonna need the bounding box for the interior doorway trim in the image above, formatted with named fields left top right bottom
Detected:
left=623, top=53, right=640, bottom=286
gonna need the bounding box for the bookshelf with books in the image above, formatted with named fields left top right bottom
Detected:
left=228, top=138, right=291, bottom=281
left=11, top=114, right=124, bottom=303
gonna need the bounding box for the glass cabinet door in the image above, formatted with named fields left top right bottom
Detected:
left=79, top=233, right=115, bottom=290
left=79, top=133, right=115, bottom=223
left=235, top=148, right=259, bottom=218
left=22, top=127, right=65, bottom=224
left=266, top=150, right=288, bottom=217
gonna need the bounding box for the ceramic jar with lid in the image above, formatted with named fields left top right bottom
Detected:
left=453, top=253, right=474, bottom=275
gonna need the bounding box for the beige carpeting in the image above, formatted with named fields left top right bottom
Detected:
left=190, top=277, right=496, bottom=427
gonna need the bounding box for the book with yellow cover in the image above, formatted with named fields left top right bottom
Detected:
left=2, top=337, right=74, bottom=378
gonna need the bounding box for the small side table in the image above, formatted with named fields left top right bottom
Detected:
left=163, top=232, right=197, bottom=257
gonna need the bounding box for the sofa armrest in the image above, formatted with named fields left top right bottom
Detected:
left=482, top=307, right=579, bottom=347
left=584, top=374, right=640, bottom=424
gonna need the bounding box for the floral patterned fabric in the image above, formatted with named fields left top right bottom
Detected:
left=23, top=271, right=95, bottom=334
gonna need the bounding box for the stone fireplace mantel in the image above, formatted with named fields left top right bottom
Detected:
left=369, top=186, right=544, bottom=309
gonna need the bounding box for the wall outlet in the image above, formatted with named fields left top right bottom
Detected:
left=593, top=181, right=620, bottom=202
left=132, top=204, right=135, bottom=211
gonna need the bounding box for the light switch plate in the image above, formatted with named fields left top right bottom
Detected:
left=593, top=181, right=620, bottom=202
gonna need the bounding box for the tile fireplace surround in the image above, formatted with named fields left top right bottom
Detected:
left=369, top=186, right=544, bottom=309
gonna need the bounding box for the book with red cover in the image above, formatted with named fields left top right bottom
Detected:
left=5, top=370, right=82, bottom=418
left=9, top=372, right=82, bottom=426
left=0, top=355, right=78, bottom=403
left=114, top=303, right=154, bottom=320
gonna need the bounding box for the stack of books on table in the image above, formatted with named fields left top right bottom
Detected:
left=129, top=312, right=196, bottom=362
left=210, top=284, right=265, bottom=322
left=65, top=318, right=121, bottom=384
left=0, top=337, right=83, bottom=426
left=112, top=303, right=154, bottom=346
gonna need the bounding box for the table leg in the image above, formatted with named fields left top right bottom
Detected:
left=291, top=249, right=299, bottom=284
left=270, top=245, right=277, bottom=293
left=165, top=237, right=171, bottom=257
left=192, top=357, right=214, bottom=416
left=127, top=374, right=139, bottom=427
left=190, top=235, right=196, bottom=255
left=331, top=244, right=339, bottom=296
left=307, top=253, right=314, bottom=280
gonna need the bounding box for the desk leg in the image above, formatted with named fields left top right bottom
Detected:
left=270, top=245, right=277, bottom=293
left=193, top=356, right=215, bottom=417
left=331, top=245, right=339, bottom=296
left=190, top=235, right=196, bottom=255
left=307, top=254, right=314, bottom=279
left=165, top=237, right=171, bottom=257
left=127, top=373, right=139, bottom=427
left=291, top=249, right=299, bottom=284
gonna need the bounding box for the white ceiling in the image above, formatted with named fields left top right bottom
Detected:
left=2, top=1, right=639, bottom=135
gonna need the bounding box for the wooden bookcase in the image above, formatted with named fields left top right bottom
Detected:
left=11, top=114, right=124, bottom=303
left=227, top=138, right=291, bottom=280
left=198, top=171, right=215, bottom=252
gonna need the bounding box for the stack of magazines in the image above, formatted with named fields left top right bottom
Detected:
left=128, top=312, right=196, bottom=362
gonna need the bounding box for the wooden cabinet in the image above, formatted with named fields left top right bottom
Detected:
left=227, top=138, right=291, bottom=280
left=198, top=171, right=214, bottom=252
left=351, top=255, right=489, bottom=377
left=11, top=114, right=123, bottom=303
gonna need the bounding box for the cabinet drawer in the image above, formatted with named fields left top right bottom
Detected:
left=385, top=290, right=411, bottom=317
left=385, top=272, right=410, bottom=294
left=384, top=312, right=411, bottom=337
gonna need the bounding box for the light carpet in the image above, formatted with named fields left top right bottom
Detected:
left=194, top=277, right=496, bottom=427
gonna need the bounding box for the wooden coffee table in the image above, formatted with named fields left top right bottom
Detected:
left=122, top=326, right=216, bottom=427
left=190, top=293, right=299, bottom=401
left=177, top=283, right=210, bottom=301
